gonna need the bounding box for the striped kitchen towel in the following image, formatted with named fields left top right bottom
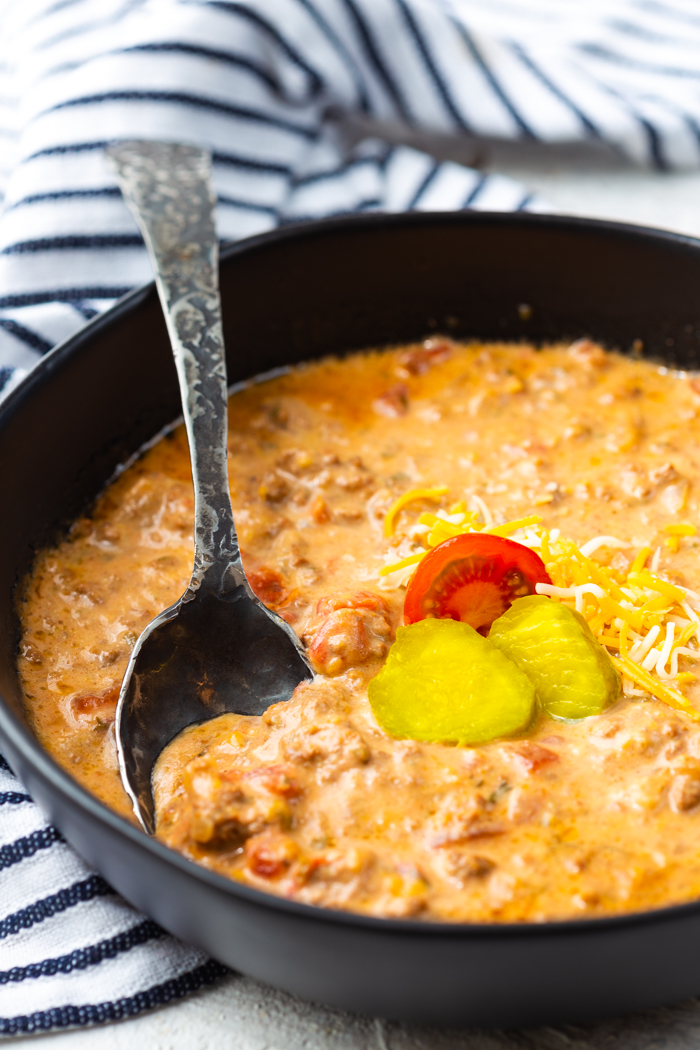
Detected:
left=0, top=755, right=226, bottom=1036
left=1, top=0, right=700, bottom=1035
left=4, top=0, right=700, bottom=396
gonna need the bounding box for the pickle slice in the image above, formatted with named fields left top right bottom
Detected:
left=367, top=618, right=535, bottom=745
left=488, top=595, right=620, bottom=719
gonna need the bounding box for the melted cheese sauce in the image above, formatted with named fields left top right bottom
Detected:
left=18, top=339, right=700, bottom=921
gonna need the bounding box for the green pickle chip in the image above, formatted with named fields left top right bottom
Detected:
left=489, top=594, right=621, bottom=719
left=367, top=618, right=536, bottom=745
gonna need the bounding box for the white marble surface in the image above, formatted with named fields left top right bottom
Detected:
left=17, top=144, right=700, bottom=1047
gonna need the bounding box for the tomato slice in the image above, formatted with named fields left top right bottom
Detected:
left=403, top=533, right=552, bottom=635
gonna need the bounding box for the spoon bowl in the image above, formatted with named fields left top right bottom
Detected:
left=115, top=572, right=313, bottom=834
left=107, top=141, right=312, bottom=833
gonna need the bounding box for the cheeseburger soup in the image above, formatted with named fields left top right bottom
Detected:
left=18, top=339, right=700, bottom=922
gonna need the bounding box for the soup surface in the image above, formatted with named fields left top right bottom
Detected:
left=18, top=339, right=700, bottom=922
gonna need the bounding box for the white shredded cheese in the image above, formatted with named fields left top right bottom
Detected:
left=378, top=564, right=416, bottom=590
left=642, top=647, right=662, bottom=672
left=578, top=536, right=627, bottom=558
left=573, top=584, right=606, bottom=613
left=655, top=622, right=676, bottom=679
left=521, top=527, right=542, bottom=547
left=366, top=490, right=390, bottom=536
left=536, top=583, right=578, bottom=598
left=436, top=510, right=466, bottom=525
left=468, top=494, right=493, bottom=527
left=629, top=624, right=661, bottom=664
left=536, top=582, right=605, bottom=614
left=407, top=523, right=430, bottom=538
left=670, top=646, right=700, bottom=677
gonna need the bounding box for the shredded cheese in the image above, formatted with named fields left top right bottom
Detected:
left=616, top=655, right=700, bottom=720
left=378, top=552, right=425, bottom=577
left=484, top=515, right=542, bottom=538
left=383, top=487, right=448, bottom=538
left=631, top=547, right=652, bottom=574
left=379, top=486, right=700, bottom=721
left=578, top=536, right=627, bottom=558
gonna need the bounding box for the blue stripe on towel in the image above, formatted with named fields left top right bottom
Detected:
left=1, top=235, right=144, bottom=255
left=0, top=958, right=229, bottom=1036
left=0, top=288, right=133, bottom=309
left=0, top=827, right=64, bottom=872
left=0, top=920, right=165, bottom=983
left=0, top=320, right=53, bottom=353
left=43, top=90, right=321, bottom=140
left=0, top=875, right=113, bottom=939
left=0, top=792, right=32, bottom=806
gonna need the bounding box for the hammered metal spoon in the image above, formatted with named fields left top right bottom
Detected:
left=107, top=141, right=313, bottom=834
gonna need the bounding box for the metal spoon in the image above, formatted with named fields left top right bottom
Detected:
left=107, top=141, right=313, bottom=834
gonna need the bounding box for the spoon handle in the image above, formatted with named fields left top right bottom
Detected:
left=107, top=140, right=243, bottom=595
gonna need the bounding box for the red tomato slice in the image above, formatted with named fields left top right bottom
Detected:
left=403, top=533, right=552, bottom=635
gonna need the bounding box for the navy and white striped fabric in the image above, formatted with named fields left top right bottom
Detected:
left=2, top=0, right=700, bottom=1036
left=3, top=0, right=700, bottom=396
left=0, top=756, right=226, bottom=1036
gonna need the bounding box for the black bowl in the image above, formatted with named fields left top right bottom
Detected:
left=3, top=212, right=700, bottom=1028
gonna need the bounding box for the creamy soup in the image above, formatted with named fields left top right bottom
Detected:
left=18, top=338, right=700, bottom=922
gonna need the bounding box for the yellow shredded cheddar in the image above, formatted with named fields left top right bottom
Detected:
left=618, top=621, right=629, bottom=655
left=616, top=655, right=700, bottom=721
left=378, top=552, right=426, bottom=577
left=484, top=515, right=543, bottom=538
left=383, top=487, right=448, bottom=538
left=634, top=570, right=686, bottom=603
left=677, top=621, right=699, bottom=648
left=631, top=547, right=652, bottom=573
left=665, top=524, right=696, bottom=536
